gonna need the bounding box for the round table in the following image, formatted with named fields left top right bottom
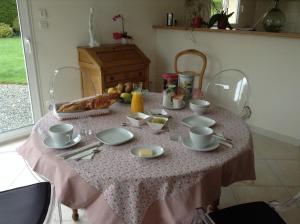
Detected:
left=18, top=92, right=255, bottom=224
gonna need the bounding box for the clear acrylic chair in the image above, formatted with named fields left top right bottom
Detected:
left=49, top=66, right=97, bottom=111
left=205, top=69, right=251, bottom=119
left=191, top=192, right=300, bottom=224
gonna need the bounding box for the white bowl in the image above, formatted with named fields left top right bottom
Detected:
left=189, top=99, right=210, bottom=115
left=147, top=116, right=168, bottom=131
left=127, top=112, right=151, bottom=127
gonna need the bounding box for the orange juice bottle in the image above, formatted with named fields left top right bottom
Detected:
left=131, top=91, right=144, bottom=113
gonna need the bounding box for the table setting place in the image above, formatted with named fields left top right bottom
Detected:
left=38, top=82, right=233, bottom=163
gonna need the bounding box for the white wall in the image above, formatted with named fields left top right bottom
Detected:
left=155, top=29, right=300, bottom=143
left=29, top=0, right=184, bottom=110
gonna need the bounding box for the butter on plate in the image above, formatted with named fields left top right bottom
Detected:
left=131, top=145, right=164, bottom=159
left=137, top=148, right=154, bottom=157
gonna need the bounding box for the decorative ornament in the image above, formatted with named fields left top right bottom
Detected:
left=263, top=0, right=286, bottom=32
left=89, top=8, right=100, bottom=48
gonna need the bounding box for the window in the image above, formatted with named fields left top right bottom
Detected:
left=211, top=0, right=240, bottom=24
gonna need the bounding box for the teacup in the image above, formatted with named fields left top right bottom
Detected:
left=189, top=126, right=213, bottom=148
left=48, top=124, right=73, bottom=147
left=173, top=98, right=184, bottom=108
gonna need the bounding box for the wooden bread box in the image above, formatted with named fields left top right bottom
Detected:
left=77, top=44, right=150, bottom=96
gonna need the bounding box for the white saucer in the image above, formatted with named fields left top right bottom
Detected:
left=182, top=136, right=220, bottom=152
left=163, top=101, right=186, bottom=110
left=131, top=145, right=164, bottom=159
left=43, top=134, right=81, bottom=149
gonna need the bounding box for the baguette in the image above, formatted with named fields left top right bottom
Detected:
left=57, top=93, right=119, bottom=113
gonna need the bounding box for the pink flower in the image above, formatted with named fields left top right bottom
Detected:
left=112, top=14, right=121, bottom=21
left=113, top=32, right=122, bottom=40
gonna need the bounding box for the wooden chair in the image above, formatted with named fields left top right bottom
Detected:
left=174, top=49, right=207, bottom=90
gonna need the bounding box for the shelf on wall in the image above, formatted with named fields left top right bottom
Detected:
left=153, top=25, right=300, bottom=40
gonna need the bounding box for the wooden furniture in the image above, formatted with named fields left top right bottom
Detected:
left=174, top=49, right=207, bottom=90
left=78, top=44, right=150, bottom=96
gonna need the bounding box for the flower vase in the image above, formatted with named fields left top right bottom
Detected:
left=263, top=0, right=286, bottom=32
left=121, top=38, right=128, bottom=45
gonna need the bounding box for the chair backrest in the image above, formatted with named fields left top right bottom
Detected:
left=49, top=66, right=97, bottom=111
left=0, top=182, right=52, bottom=224
left=174, top=49, right=207, bottom=90
left=205, top=69, right=251, bottom=118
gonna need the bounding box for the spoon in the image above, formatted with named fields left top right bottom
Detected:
left=121, top=122, right=142, bottom=129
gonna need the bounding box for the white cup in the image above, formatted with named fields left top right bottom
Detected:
left=48, top=124, right=73, bottom=147
left=189, top=126, right=213, bottom=148
left=173, top=98, right=184, bottom=108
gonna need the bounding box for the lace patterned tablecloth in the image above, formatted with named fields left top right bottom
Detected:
left=18, top=93, right=255, bottom=224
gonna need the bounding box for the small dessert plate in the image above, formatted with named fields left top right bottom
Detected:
left=96, top=128, right=134, bottom=145
left=43, top=134, right=81, bottom=149
left=127, top=112, right=151, bottom=126
left=131, top=145, right=164, bottom=158
left=182, top=136, right=220, bottom=152
left=181, top=115, right=216, bottom=128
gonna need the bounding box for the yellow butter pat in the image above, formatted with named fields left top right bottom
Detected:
left=138, top=148, right=153, bottom=157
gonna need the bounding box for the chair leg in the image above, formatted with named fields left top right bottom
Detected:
left=72, top=209, right=79, bottom=221
left=57, top=202, right=62, bottom=224
left=208, top=199, right=220, bottom=212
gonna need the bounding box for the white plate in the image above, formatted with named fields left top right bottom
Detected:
left=43, top=134, right=81, bottom=149
left=163, top=101, right=185, bottom=110
left=96, top=128, right=134, bottom=145
left=131, top=145, right=165, bottom=158
left=182, top=136, right=220, bottom=152
left=149, top=109, right=169, bottom=116
left=181, top=115, right=216, bottom=128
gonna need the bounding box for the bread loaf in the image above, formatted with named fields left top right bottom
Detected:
left=57, top=93, right=119, bottom=113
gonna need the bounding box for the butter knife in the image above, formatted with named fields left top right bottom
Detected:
left=57, top=142, right=102, bottom=159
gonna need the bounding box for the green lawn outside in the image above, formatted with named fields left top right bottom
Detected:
left=0, top=37, right=27, bottom=84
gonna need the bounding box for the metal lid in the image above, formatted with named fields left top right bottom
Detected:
left=162, top=73, right=178, bottom=80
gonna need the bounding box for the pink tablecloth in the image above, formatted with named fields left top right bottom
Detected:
left=18, top=93, right=255, bottom=224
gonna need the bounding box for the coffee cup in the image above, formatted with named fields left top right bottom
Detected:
left=48, top=124, right=73, bottom=147
left=189, top=126, right=213, bottom=148
left=173, top=98, right=184, bottom=108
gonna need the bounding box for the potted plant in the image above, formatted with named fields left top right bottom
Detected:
left=112, top=14, right=133, bottom=44
left=208, top=10, right=234, bottom=30
left=185, top=0, right=207, bottom=28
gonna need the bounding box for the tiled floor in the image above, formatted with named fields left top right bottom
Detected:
left=0, top=132, right=299, bottom=223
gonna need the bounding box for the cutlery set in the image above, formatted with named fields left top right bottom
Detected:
left=57, top=141, right=103, bottom=161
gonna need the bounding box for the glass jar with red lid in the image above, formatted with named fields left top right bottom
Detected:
left=162, top=73, right=178, bottom=90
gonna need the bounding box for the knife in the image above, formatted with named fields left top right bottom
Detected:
left=66, top=147, right=100, bottom=161
left=57, top=142, right=102, bottom=159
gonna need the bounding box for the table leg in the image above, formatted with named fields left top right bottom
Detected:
left=207, top=198, right=220, bottom=212
left=72, top=209, right=79, bottom=221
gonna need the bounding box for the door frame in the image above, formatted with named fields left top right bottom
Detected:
left=0, top=0, right=43, bottom=143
